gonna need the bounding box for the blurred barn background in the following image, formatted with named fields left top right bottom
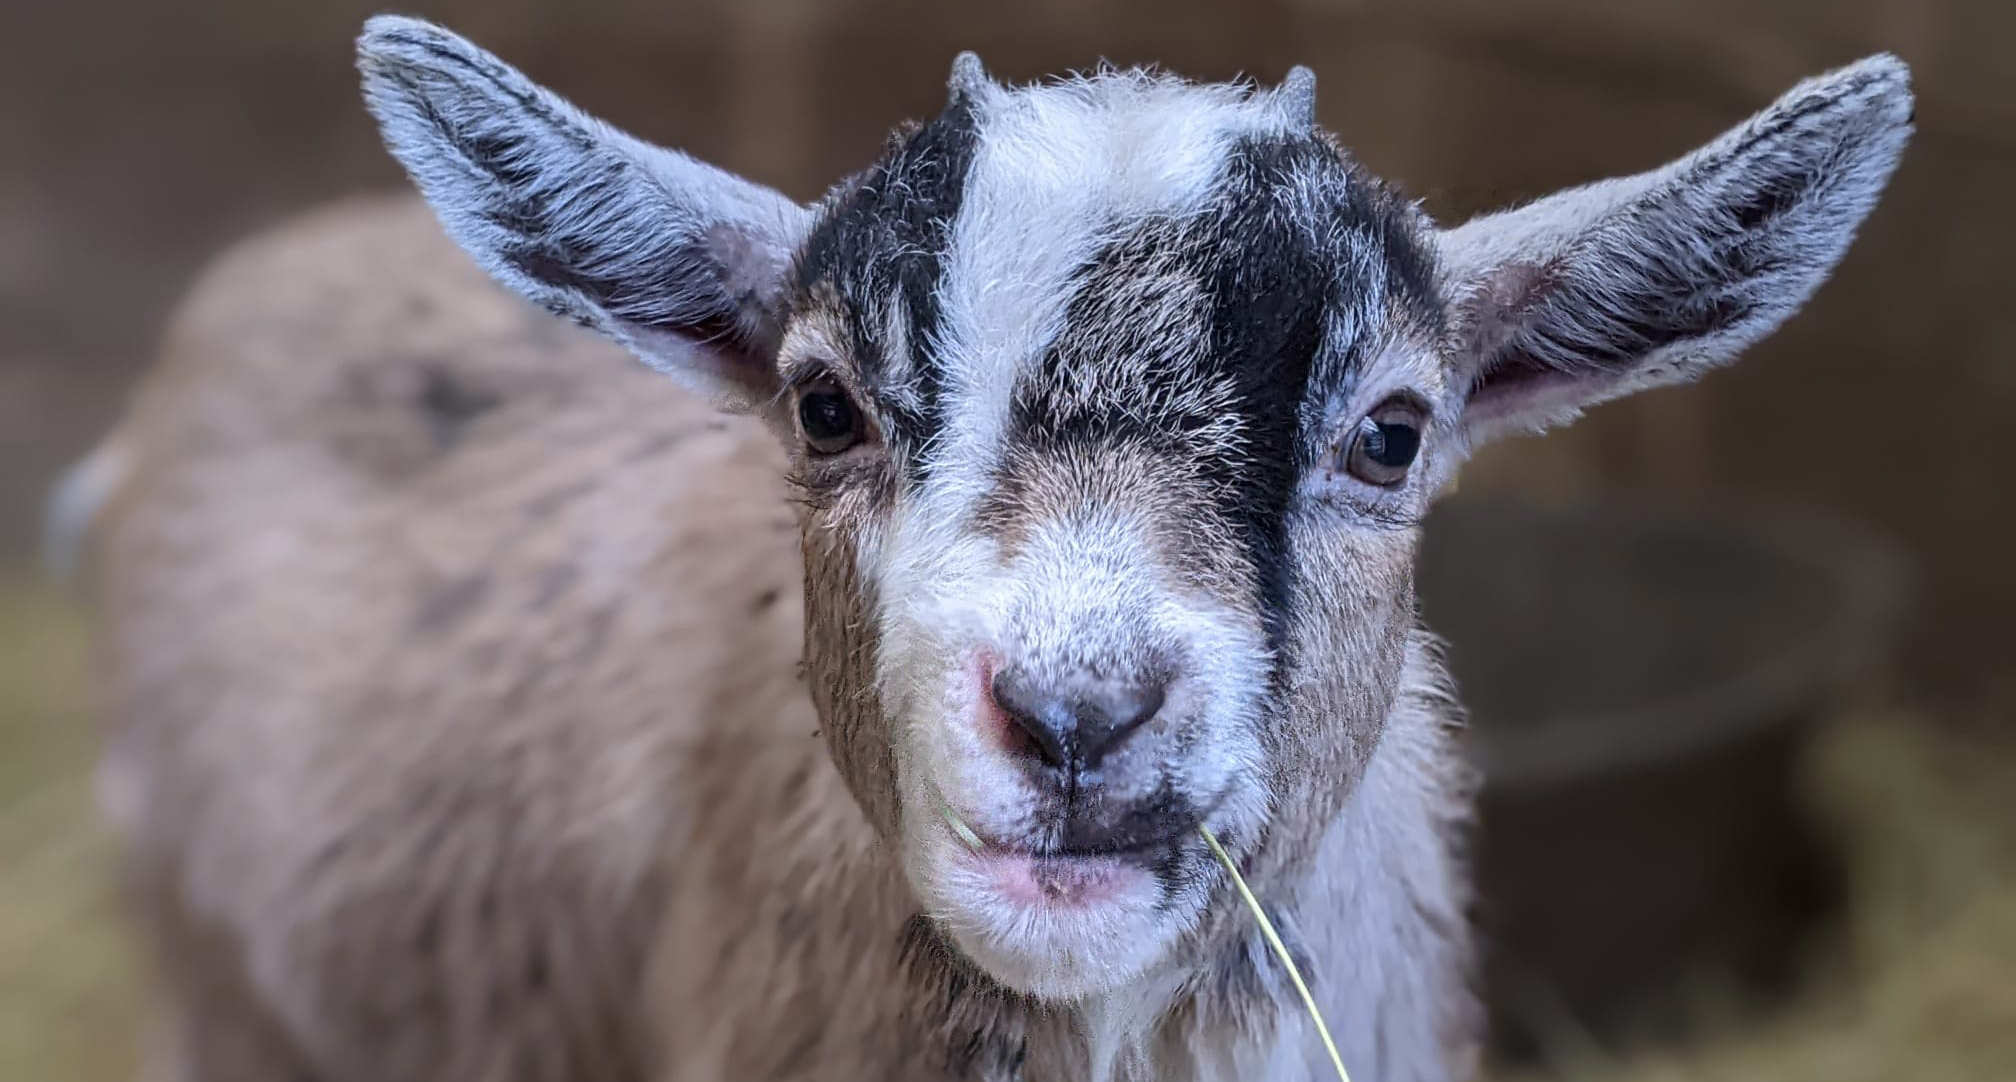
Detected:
left=2, top=0, right=2011, bottom=1078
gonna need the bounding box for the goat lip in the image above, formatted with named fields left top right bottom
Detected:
left=931, top=807, right=1204, bottom=914
left=961, top=826, right=1197, bottom=868
left=935, top=793, right=1223, bottom=868
left=1033, top=832, right=1191, bottom=864
left=965, top=844, right=1155, bottom=912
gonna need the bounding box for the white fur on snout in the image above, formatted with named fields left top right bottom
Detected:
left=874, top=498, right=1273, bottom=1000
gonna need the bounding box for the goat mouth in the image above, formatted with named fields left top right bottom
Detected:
left=937, top=800, right=1204, bottom=867
left=926, top=795, right=1231, bottom=939
left=939, top=810, right=1161, bottom=910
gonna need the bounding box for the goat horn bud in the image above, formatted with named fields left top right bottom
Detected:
left=948, top=51, right=991, bottom=104
left=1279, top=64, right=1318, bottom=126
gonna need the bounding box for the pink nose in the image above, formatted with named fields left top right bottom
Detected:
left=988, top=666, right=1168, bottom=773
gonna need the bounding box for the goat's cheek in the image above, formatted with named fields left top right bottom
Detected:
left=1279, top=532, right=1418, bottom=789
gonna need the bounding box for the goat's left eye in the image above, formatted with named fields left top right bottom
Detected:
left=1344, top=400, right=1425, bottom=486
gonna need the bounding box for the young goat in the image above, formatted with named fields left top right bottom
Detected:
left=81, top=16, right=1911, bottom=1082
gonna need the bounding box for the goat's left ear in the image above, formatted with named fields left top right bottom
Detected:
left=1439, top=55, right=1912, bottom=444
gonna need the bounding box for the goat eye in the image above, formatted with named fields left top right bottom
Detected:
left=1344, top=400, right=1425, bottom=486
left=796, top=378, right=863, bottom=455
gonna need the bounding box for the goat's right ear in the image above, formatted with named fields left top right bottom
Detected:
left=357, top=16, right=812, bottom=411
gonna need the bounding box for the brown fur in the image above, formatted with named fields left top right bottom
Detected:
left=92, top=196, right=815, bottom=1080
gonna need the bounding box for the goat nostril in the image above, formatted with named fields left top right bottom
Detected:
left=1087, top=681, right=1164, bottom=766
left=990, top=669, right=1073, bottom=768
left=988, top=668, right=1169, bottom=772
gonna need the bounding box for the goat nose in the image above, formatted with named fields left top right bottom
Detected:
left=989, top=668, right=1167, bottom=771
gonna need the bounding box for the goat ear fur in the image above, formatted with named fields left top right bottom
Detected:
left=358, top=15, right=812, bottom=411
left=1438, top=55, right=1912, bottom=444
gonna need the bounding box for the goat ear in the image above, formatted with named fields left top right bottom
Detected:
left=1439, top=55, right=1912, bottom=444
left=357, top=16, right=811, bottom=411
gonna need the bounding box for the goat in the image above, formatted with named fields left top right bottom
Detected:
left=77, top=16, right=1911, bottom=1082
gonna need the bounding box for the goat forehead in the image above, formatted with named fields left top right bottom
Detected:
left=793, top=71, right=1443, bottom=530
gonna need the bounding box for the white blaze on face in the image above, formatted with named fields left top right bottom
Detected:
left=860, top=73, right=1301, bottom=999
left=924, top=70, right=1318, bottom=521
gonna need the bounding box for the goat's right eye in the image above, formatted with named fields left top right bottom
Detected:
left=796, top=378, right=863, bottom=455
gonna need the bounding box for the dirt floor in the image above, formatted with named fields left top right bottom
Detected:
left=4, top=573, right=2011, bottom=1081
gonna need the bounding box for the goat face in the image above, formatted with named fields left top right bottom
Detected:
left=361, top=16, right=1912, bottom=1001
left=783, top=76, right=1451, bottom=998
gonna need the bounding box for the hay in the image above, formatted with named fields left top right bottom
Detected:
left=1493, top=709, right=2016, bottom=1082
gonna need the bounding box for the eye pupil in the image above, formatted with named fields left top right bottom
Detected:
left=1361, top=423, right=1388, bottom=463
left=800, top=393, right=850, bottom=438
left=1368, top=420, right=1419, bottom=467
left=797, top=380, right=863, bottom=454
